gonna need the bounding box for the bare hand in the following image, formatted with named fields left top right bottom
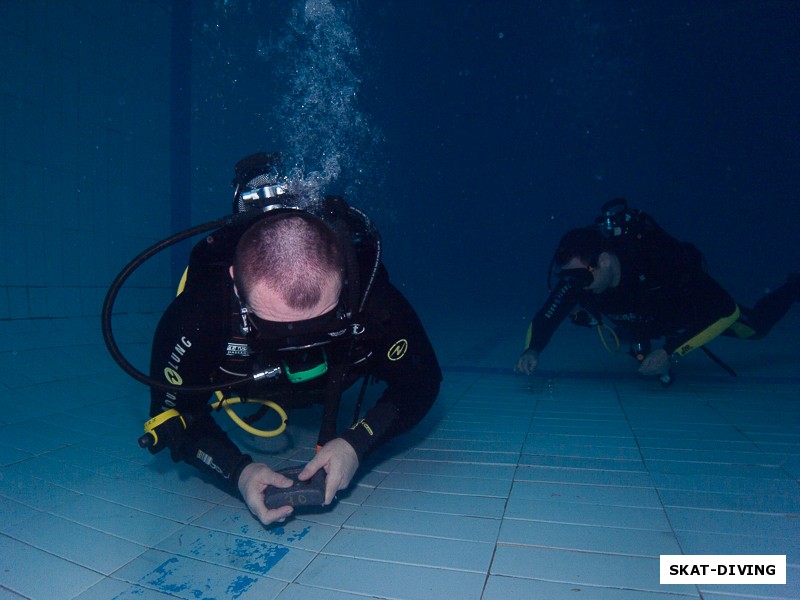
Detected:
left=638, top=348, right=670, bottom=376
left=298, top=438, right=359, bottom=505
left=237, top=462, right=295, bottom=525
left=515, top=348, right=539, bottom=375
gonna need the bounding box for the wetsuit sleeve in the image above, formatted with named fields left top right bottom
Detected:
left=525, top=279, right=581, bottom=354
left=149, top=284, right=252, bottom=493
left=661, top=271, right=739, bottom=357
left=338, top=267, right=442, bottom=462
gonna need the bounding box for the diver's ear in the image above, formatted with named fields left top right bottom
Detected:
left=597, top=252, right=612, bottom=268
left=229, top=266, right=240, bottom=298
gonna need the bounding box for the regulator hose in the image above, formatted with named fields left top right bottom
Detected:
left=101, top=214, right=255, bottom=394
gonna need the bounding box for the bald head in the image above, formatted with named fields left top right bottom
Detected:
left=232, top=214, right=344, bottom=317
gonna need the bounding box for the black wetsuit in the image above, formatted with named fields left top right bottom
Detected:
left=149, top=219, right=441, bottom=492
left=527, top=233, right=797, bottom=359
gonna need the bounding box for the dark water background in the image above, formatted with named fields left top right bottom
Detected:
left=185, top=0, right=800, bottom=322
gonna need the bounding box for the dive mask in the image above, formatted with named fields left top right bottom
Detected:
left=239, top=304, right=345, bottom=384
left=239, top=300, right=361, bottom=353
left=556, top=267, right=594, bottom=289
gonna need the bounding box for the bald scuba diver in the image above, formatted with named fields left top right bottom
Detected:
left=144, top=153, right=441, bottom=525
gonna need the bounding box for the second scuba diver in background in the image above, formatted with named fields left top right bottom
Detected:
left=515, top=199, right=800, bottom=383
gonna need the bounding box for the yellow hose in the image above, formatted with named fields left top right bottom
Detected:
left=597, top=323, right=620, bottom=353
left=212, top=391, right=288, bottom=437
left=180, top=267, right=288, bottom=438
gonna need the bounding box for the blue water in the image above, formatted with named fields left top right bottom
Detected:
left=187, top=0, right=800, bottom=322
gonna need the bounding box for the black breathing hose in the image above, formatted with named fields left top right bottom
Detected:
left=101, top=214, right=255, bottom=393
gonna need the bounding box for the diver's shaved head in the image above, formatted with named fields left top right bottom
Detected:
left=233, top=214, right=344, bottom=311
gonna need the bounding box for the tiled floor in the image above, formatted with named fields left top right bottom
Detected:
left=0, top=311, right=798, bottom=599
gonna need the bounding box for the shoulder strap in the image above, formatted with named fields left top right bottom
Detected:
left=320, top=196, right=382, bottom=315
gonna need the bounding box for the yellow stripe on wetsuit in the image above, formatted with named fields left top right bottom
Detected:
left=672, top=305, right=741, bottom=357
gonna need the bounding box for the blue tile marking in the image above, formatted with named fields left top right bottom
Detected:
left=272, top=525, right=312, bottom=543
left=144, top=558, right=189, bottom=595
left=178, top=530, right=291, bottom=575
left=140, top=555, right=261, bottom=599
left=234, top=538, right=290, bottom=574
left=226, top=574, right=259, bottom=599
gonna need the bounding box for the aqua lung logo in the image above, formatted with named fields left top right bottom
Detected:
left=165, top=337, right=192, bottom=371
left=164, top=368, right=183, bottom=385
left=162, top=336, right=192, bottom=389
left=387, top=338, right=408, bottom=361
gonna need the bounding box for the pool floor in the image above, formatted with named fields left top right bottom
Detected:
left=0, top=313, right=798, bottom=599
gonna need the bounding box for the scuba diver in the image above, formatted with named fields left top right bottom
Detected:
left=515, top=199, right=800, bottom=383
left=123, top=152, right=441, bottom=526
